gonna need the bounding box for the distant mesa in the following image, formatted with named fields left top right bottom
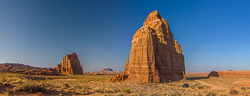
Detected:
left=110, top=10, right=185, bottom=83
left=0, top=52, right=83, bottom=76
left=208, top=71, right=250, bottom=77
left=0, top=63, right=42, bottom=73
left=54, top=52, right=83, bottom=75
left=0, top=63, right=59, bottom=75
left=100, top=68, right=113, bottom=72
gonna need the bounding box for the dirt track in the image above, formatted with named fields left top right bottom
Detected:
left=196, top=80, right=229, bottom=90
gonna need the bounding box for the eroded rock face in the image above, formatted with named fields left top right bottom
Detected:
left=108, top=74, right=128, bottom=82
left=123, top=11, right=185, bottom=83
left=55, top=52, right=83, bottom=75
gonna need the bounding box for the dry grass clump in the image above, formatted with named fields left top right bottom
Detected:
left=240, top=86, right=246, bottom=91
left=6, top=89, right=13, bottom=96
left=62, top=83, right=70, bottom=88
left=59, top=93, right=64, bottom=96
left=116, top=93, right=123, bottom=96
left=12, top=82, right=46, bottom=93
left=206, top=92, right=216, bottom=96
left=121, top=88, right=130, bottom=93
left=3, top=73, right=250, bottom=95
left=229, top=89, right=239, bottom=95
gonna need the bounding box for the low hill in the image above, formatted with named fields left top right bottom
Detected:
left=100, top=68, right=113, bottom=72
left=0, top=63, right=42, bottom=72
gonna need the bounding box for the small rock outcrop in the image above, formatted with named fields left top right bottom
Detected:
left=100, top=68, right=113, bottom=72
left=122, top=10, right=185, bottom=83
left=108, top=74, right=128, bottom=82
left=54, top=52, right=83, bottom=75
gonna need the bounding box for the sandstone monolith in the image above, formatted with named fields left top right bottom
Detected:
left=123, top=10, right=185, bottom=83
left=55, top=52, right=83, bottom=75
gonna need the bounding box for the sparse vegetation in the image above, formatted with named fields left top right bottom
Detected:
left=121, top=88, right=130, bottom=93
left=241, top=86, right=246, bottom=91
left=0, top=73, right=250, bottom=95
left=229, top=89, right=239, bottom=95
left=116, top=93, right=123, bottom=96
left=206, top=92, right=216, bottom=96
left=6, top=89, right=13, bottom=96
left=59, top=93, right=64, bottom=96
left=62, top=83, right=70, bottom=88
left=12, top=82, right=46, bottom=93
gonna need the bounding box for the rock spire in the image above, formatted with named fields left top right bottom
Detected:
left=55, top=52, right=83, bottom=75
left=123, top=10, right=185, bottom=83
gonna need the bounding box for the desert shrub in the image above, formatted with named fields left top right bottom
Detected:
left=206, top=92, right=216, bottom=96
left=190, top=86, right=195, bottom=89
left=66, top=90, right=71, bottom=93
left=174, top=91, right=181, bottom=96
left=12, top=83, right=46, bottom=93
left=37, top=92, right=43, bottom=96
left=83, top=85, right=90, bottom=90
left=104, top=89, right=113, bottom=93
left=241, top=87, right=246, bottom=91
left=198, top=86, right=204, bottom=89
left=3, top=82, right=9, bottom=86
left=6, top=89, right=13, bottom=96
left=219, top=94, right=227, bottom=96
left=116, top=93, right=123, bottom=96
left=113, top=88, right=120, bottom=93
left=74, top=85, right=82, bottom=89
left=59, top=93, right=64, bottom=96
left=229, top=89, right=238, bottom=95
left=246, top=90, right=250, bottom=93
left=247, top=87, right=250, bottom=89
left=149, top=93, right=158, bottom=96
left=103, top=94, right=110, bottom=96
left=63, top=83, right=70, bottom=88
left=121, top=88, right=130, bottom=93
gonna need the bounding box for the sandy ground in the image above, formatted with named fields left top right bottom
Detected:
left=196, top=80, right=229, bottom=90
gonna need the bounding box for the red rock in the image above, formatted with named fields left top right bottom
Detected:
left=54, top=52, right=83, bottom=75
left=108, top=74, right=128, bottom=82
left=123, top=11, right=185, bottom=83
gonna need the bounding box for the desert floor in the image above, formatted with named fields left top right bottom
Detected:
left=0, top=73, right=250, bottom=96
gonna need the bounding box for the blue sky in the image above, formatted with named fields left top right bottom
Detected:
left=0, top=0, right=249, bottom=72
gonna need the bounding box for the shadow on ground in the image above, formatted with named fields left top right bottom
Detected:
left=187, top=76, right=209, bottom=80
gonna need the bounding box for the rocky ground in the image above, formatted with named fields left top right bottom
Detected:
left=0, top=73, right=250, bottom=96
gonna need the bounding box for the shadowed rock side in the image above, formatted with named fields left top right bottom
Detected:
left=55, top=52, right=83, bottom=75
left=123, top=10, right=185, bottom=83
left=208, top=71, right=250, bottom=77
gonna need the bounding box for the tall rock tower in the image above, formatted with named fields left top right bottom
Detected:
left=124, top=11, right=185, bottom=83
left=55, top=52, right=83, bottom=75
